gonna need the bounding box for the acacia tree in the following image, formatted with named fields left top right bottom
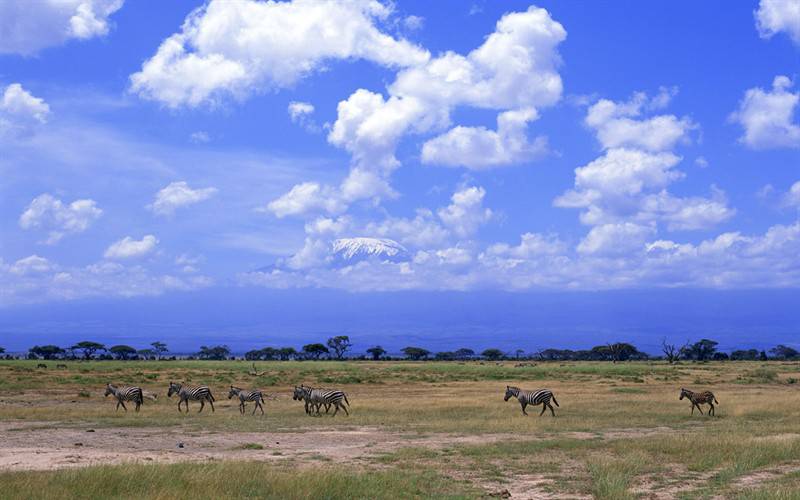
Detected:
left=278, top=347, right=297, bottom=361
left=482, top=348, right=504, bottom=361
left=0, top=347, right=5, bottom=354
left=454, top=348, right=474, bottom=360
left=29, top=345, right=65, bottom=360
left=683, top=339, right=718, bottom=361
left=327, top=336, right=352, bottom=360
left=110, top=345, right=137, bottom=360
left=137, top=348, right=156, bottom=360
left=366, top=346, right=386, bottom=360
left=71, top=341, right=106, bottom=360
left=662, top=338, right=680, bottom=364
left=303, top=343, right=329, bottom=360
left=197, top=345, right=231, bottom=360
left=150, top=341, right=168, bottom=359
left=402, top=347, right=430, bottom=360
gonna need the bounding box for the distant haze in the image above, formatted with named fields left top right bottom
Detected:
left=1, top=287, right=798, bottom=355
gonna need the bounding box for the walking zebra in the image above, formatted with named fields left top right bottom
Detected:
left=228, top=386, right=265, bottom=415
left=679, top=388, right=719, bottom=416
left=504, top=386, right=559, bottom=416
left=104, top=383, right=144, bottom=412
left=167, top=382, right=215, bottom=413
left=293, top=385, right=350, bottom=416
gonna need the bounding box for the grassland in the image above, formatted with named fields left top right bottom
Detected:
left=1, top=359, right=800, bottom=498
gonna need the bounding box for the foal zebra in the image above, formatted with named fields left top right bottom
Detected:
left=228, top=386, right=265, bottom=415
left=680, top=388, right=719, bottom=416
left=104, top=383, right=144, bottom=412
left=293, top=385, right=350, bottom=416
left=167, top=382, right=216, bottom=413
left=504, top=386, right=559, bottom=416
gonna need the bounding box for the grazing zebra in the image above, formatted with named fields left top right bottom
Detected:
left=679, top=388, right=719, bottom=416
left=36, top=363, right=47, bottom=369
left=104, top=383, right=144, bottom=412
left=293, top=385, right=349, bottom=416
left=228, top=386, right=265, bottom=415
left=167, top=382, right=215, bottom=413
left=504, top=386, right=559, bottom=416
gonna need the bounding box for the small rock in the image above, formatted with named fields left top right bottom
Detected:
left=74, top=443, right=83, bottom=447
left=86, top=429, right=95, bottom=433
left=176, top=442, right=185, bottom=448
left=488, top=489, right=511, bottom=498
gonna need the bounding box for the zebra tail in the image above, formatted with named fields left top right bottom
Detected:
left=714, top=396, right=719, bottom=404
left=343, top=393, right=350, bottom=406
left=551, top=394, right=559, bottom=407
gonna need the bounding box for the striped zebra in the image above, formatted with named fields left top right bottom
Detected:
left=504, top=386, right=559, bottom=416
left=104, top=383, right=144, bottom=412
left=228, top=386, right=265, bottom=415
left=167, top=382, right=216, bottom=413
left=679, top=388, right=718, bottom=416
left=293, top=385, right=350, bottom=416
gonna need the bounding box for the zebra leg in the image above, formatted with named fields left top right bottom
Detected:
left=708, top=403, right=715, bottom=416
left=548, top=403, right=556, bottom=417
left=208, top=397, right=215, bottom=412
left=520, top=401, right=528, bottom=415
left=252, top=401, right=258, bottom=416
left=258, top=400, right=264, bottom=415
left=325, top=403, right=331, bottom=413
left=115, top=400, right=121, bottom=411
left=199, top=400, right=205, bottom=413
left=331, top=403, right=339, bottom=416
left=695, top=403, right=703, bottom=415
left=240, top=401, right=245, bottom=415
left=341, top=401, right=349, bottom=416
left=539, top=404, right=546, bottom=416
left=120, top=400, right=128, bottom=412
left=690, top=403, right=695, bottom=415
left=135, top=401, right=141, bottom=412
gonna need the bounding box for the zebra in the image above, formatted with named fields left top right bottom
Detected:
left=228, top=386, right=265, bottom=415
left=679, top=388, right=719, bottom=416
left=504, top=386, right=559, bottom=416
left=293, top=385, right=350, bottom=416
left=36, top=363, right=47, bottom=369
left=104, top=383, right=144, bottom=412
left=167, top=382, right=215, bottom=413
left=56, top=364, right=68, bottom=369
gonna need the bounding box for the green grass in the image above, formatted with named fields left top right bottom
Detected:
left=0, top=462, right=475, bottom=499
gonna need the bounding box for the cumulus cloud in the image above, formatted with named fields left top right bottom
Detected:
left=556, top=91, right=734, bottom=232
left=272, top=5, right=567, bottom=214
left=421, top=108, right=547, bottom=169
left=129, top=0, right=429, bottom=108
left=783, top=181, right=800, bottom=208
left=577, top=223, right=655, bottom=256
left=19, top=193, right=103, bottom=244
left=148, top=181, right=218, bottom=216
left=755, top=0, right=800, bottom=45
left=104, top=235, right=158, bottom=259
left=0, top=0, right=123, bottom=55
left=266, top=182, right=345, bottom=218
left=0, top=83, right=50, bottom=137
left=9, top=255, right=53, bottom=275
left=437, top=186, right=493, bottom=238
left=730, top=76, right=800, bottom=149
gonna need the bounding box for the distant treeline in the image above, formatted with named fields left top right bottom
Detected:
left=2, top=337, right=799, bottom=362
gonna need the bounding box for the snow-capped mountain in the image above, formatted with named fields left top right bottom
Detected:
left=331, top=237, right=409, bottom=264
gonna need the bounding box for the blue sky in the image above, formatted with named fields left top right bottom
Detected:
left=1, top=1, right=799, bottom=351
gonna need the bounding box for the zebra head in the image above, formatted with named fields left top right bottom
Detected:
left=293, top=385, right=308, bottom=401
left=679, top=388, right=689, bottom=400
left=167, top=382, right=181, bottom=397
left=228, top=386, right=241, bottom=399
left=504, top=386, right=519, bottom=401
left=104, top=383, right=115, bottom=397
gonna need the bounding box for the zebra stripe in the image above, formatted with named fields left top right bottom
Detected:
left=228, top=386, right=265, bottom=415
left=504, top=386, right=559, bottom=416
left=294, top=385, right=350, bottom=416
left=168, top=382, right=216, bottom=413
left=105, top=383, right=144, bottom=412
left=679, top=388, right=719, bottom=416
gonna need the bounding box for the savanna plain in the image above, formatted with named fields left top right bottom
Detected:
left=1, top=360, right=800, bottom=499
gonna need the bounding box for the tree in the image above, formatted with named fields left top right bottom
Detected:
left=770, top=345, right=799, bottom=360
left=137, top=348, right=156, bottom=360
left=662, top=338, right=681, bottom=364
left=327, top=336, right=352, bottom=360
left=402, top=346, right=430, bottom=360
left=29, top=345, right=65, bottom=360
left=366, top=346, right=386, bottom=360
left=71, top=341, right=106, bottom=360
left=0, top=347, right=5, bottom=354
left=435, top=351, right=455, bottom=361
left=150, top=341, right=168, bottom=359
left=482, top=348, right=504, bottom=361
left=303, top=343, right=330, bottom=360
left=197, top=345, right=231, bottom=360
left=278, top=347, right=297, bottom=361
left=759, top=350, right=769, bottom=361
left=454, top=348, right=475, bottom=360
left=683, top=339, right=718, bottom=361
left=712, top=352, right=729, bottom=361
left=110, top=345, right=137, bottom=360
left=515, top=349, right=525, bottom=360
left=731, top=349, right=759, bottom=361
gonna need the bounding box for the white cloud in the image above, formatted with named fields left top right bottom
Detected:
left=437, top=186, right=493, bottom=238
left=129, top=0, right=429, bottom=108
left=19, top=193, right=103, bottom=244
left=9, top=255, right=53, bottom=275
left=755, top=0, right=800, bottom=45
left=0, top=0, right=123, bottom=55
left=104, top=235, right=158, bottom=259
left=730, top=76, right=800, bottom=149
left=148, top=181, right=218, bottom=216
left=421, top=108, right=547, bottom=169
left=577, top=223, right=655, bottom=256
left=403, top=15, right=424, bottom=31
left=585, top=89, right=694, bottom=152
left=287, top=100, right=319, bottom=131
left=1, top=83, right=50, bottom=137
left=784, top=181, right=800, bottom=207
left=189, top=131, right=210, bottom=143
left=266, top=182, right=344, bottom=218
